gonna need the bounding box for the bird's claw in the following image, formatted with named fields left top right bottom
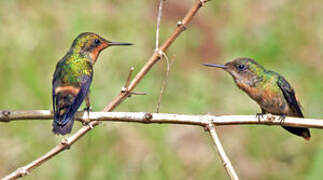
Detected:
left=256, top=113, right=265, bottom=122
left=82, top=106, right=92, bottom=126
left=278, top=114, right=286, bottom=125
left=83, top=106, right=92, bottom=113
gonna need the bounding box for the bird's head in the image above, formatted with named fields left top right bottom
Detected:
left=71, top=32, right=132, bottom=64
left=203, top=57, right=265, bottom=86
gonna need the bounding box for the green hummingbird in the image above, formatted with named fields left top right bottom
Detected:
left=203, top=57, right=311, bottom=140
left=52, top=32, right=132, bottom=135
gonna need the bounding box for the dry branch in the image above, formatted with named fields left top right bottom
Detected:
left=1, top=110, right=322, bottom=129
left=207, top=123, right=239, bottom=180
left=2, top=109, right=322, bottom=180
left=1, top=1, right=210, bottom=179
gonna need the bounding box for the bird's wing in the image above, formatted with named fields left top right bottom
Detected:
left=60, top=74, right=92, bottom=125
left=277, top=76, right=304, bottom=117
left=52, top=81, right=56, bottom=114
left=52, top=59, right=65, bottom=114
left=52, top=70, right=60, bottom=115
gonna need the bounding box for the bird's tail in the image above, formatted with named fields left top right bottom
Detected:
left=53, top=92, right=75, bottom=135
left=282, top=126, right=311, bottom=141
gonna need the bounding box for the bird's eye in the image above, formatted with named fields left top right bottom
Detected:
left=237, top=64, right=246, bottom=71
left=94, top=39, right=101, bottom=45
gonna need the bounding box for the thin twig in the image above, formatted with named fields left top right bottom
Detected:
left=121, top=67, right=146, bottom=97
left=123, top=67, right=135, bottom=90
left=156, top=51, right=172, bottom=113
left=154, top=0, right=169, bottom=113
left=1, top=110, right=322, bottom=129
left=155, top=0, right=165, bottom=50
left=207, top=123, right=239, bottom=180
left=1, top=1, right=210, bottom=180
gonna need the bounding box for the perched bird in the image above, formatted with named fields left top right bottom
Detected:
left=203, top=57, right=310, bottom=140
left=52, top=32, right=132, bottom=135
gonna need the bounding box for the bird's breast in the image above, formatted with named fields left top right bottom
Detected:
left=237, top=82, right=290, bottom=114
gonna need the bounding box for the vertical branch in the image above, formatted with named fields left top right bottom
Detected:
left=207, top=123, right=240, bottom=180
left=154, top=0, right=170, bottom=113
left=155, top=0, right=165, bottom=50
left=155, top=52, right=171, bottom=113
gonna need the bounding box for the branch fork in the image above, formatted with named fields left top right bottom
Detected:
left=177, top=21, right=187, bottom=31
left=120, top=67, right=146, bottom=97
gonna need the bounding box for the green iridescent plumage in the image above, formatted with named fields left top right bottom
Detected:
left=52, top=32, right=132, bottom=135
left=54, top=52, right=93, bottom=86
left=204, top=57, right=310, bottom=140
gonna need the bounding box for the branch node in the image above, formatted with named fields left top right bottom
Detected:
left=82, top=120, right=94, bottom=129
left=61, top=138, right=71, bottom=150
left=1, top=110, right=11, bottom=122
left=144, top=112, right=153, bottom=122
left=156, top=48, right=164, bottom=57
left=119, top=67, right=146, bottom=98
left=82, top=110, right=92, bottom=126
left=177, top=21, right=187, bottom=31
left=3, top=110, right=11, bottom=116
left=17, top=167, right=29, bottom=177
left=121, top=87, right=127, bottom=93
left=203, top=125, right=210, bottom=132
left=204, top=114, right=215, bottom=131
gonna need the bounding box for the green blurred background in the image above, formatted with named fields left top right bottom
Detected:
left=0, top=0, right=323, bottom=179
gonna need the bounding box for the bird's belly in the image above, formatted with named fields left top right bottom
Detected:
left=238, top=83, right=292, bottom=115
left=257, top=94, right=290, bottom=115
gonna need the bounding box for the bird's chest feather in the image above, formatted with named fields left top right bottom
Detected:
left=60, top=60, right=92, bottom=85
left=237, top=82, right=289, bottom=114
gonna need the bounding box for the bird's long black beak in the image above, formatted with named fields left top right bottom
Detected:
left=202, top=63, right=228, bottom=69
left=109, top=41, right=133, bottom=46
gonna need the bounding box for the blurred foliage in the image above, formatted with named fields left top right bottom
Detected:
left=0, top=0, right=323, bottom=179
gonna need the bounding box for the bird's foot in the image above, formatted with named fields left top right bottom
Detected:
left=83, top=106, right=92, bottom=113
left=256, top=113, right=265, bottom=122
left=278, top=114, right=286, bottom=125
left=82, top=106, right=92, bottom=126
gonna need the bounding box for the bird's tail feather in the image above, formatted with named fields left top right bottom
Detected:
left=52, top=118, right=74, bottom=135
left=53, top=92, right=75, bottom=135
left=282, top=126, right=311, bottom=140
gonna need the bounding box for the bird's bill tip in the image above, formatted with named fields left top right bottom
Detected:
left=109, top=41, right=133, bottom=46
left=202, top=63, right=228, bottom=69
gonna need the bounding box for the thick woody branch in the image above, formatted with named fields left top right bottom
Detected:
left=1, top=1, right=210, bottom=180
left=1, top=110, right=322, bottom=129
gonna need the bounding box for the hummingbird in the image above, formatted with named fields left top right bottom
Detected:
left=52, top=32, right=132, bottom=135
left=203, top=57, right=311, bottom=140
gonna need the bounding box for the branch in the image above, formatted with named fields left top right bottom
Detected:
left=1, top=110, right=323, bottom=129
left=207, top=123, right=239, bottom=180
left=2, top=110, right=322, bottom=180
left=1, top=1, right=210, bottom=179
left=155, top=0, right=165, bottom=50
